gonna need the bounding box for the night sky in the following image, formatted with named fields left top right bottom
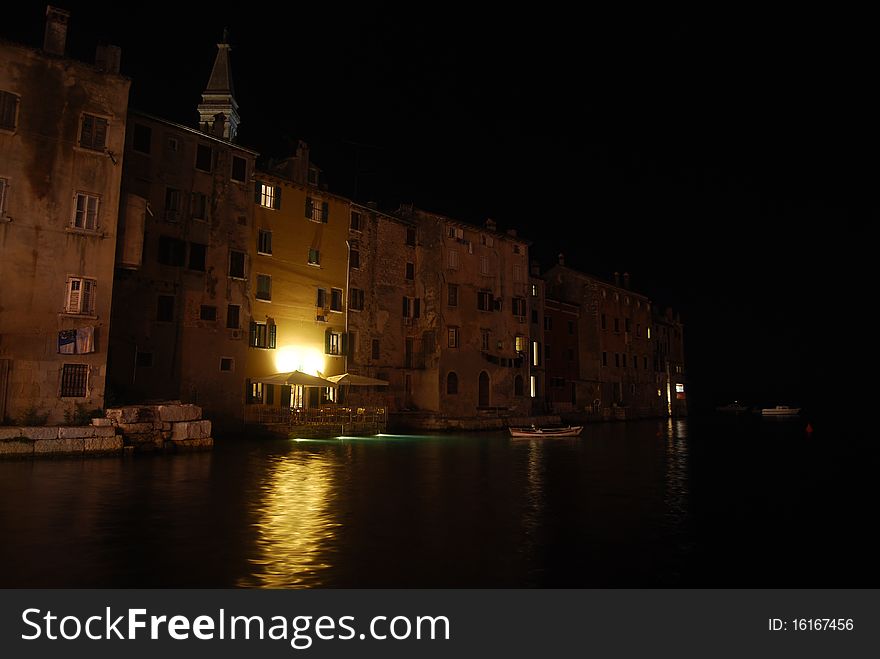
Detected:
left=4, top=3, right=870, bottom=414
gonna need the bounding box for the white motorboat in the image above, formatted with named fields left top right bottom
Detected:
left=761, top=406, right=801, bottom=416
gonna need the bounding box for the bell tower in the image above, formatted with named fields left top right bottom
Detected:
left=197, top=29, right=240, bottom=141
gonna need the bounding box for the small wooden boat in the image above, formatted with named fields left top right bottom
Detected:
left=761, top=405, right=801, bottom=416
left=508, top=425, right=583, bottom=438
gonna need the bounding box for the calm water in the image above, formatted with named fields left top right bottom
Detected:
left=1, top=417, right=877, bottom=587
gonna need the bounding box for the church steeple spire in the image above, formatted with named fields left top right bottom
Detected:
left=197, top=30, right=240, bottom=141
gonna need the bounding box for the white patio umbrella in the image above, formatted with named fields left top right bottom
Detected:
left=326, top=373, right=389, bottom=405
left=254, top=371, right=337, bottom=387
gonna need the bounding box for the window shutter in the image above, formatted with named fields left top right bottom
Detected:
left=341, top=332, right=349, bottom=356
left=80, top=116, right=93, bottom=147
left=265, top=384, right=275, bottom=405
left=274, top=185, right=282, bottom=210
left=414, top=298, right=421, bottom=318
left=305, top=197, right=313, bottom=219
left=95, top=119, right=107, bottom=148
left=66, top=280, right=80, bottom=313
left=325, top=328, right=332, bottom=354
left=402, top=297, right=409, bottom=317
left=268, top=322, right=277, bottom=349
left=249, top=320, right=257, bottom=347
left=321, top=201, right=329, bottom=223
left=82, top=280, right=95, bottom=315
left=254, top=181, right=261, bottom=204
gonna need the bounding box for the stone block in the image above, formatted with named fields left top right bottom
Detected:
left=118, top=422, right=156, bottom=434
left=0, top=428, right=24, bottom=440
left=84, top=436, right=124, bottom=453
left=91, top=418, right=113, bottom=427
left=93, top=426, right=117, bottom=438
left=59, top=426, right=95, bottom=439
left=0, top=439, right=34, bottom=456
left=158, top=404, right=202, bottom=422
left=20, top=427, right=59, bottom=440
left=34, top=438, right=85, bottom=454
left=172, top=437, right=214, bottom=449
left=172, top=420, right=211, bottom=440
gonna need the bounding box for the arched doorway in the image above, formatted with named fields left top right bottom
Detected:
left=478, top=371, right=490, bottom=407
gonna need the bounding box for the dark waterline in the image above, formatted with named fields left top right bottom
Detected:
left=1, top=417, right=877, bottom=587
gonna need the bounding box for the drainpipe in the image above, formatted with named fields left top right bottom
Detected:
left=344, top=239, right=351, bottom=377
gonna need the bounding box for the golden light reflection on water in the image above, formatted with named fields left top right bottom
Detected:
left=238, top=450, right=341, bottom=588
left=664, top=418, right=689, bottom=529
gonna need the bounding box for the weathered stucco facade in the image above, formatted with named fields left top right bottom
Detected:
left=0, top=12, right=130, bottom=424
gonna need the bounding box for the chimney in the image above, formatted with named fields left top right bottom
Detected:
left=530, top=260, right=541, bottom=277
left=43, top=6, right=70, bottom=56
left=212, top=113, right=226, bottom=137
left=558, top=253, right=565, bottom=266
left=485, top=218, right=497, bottom=231
left=95, top=44, right=122, bottom=73
left=623, top=272, right=630, bottom=289
left=613, top=271, right=620, bottom=287
left=292, top=140, right=310, bottom=184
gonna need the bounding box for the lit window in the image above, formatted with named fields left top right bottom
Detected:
left=79, top=114, right=107, bottom=150
left=531, top=283, right=538, bottom=297
left=259, top=183, right=276, bottom=209
left=72, top=193, right=99, bottom=230
left=305, top=196, right=328, bottom=222
left=515, top=335, right=527, bottom=353
left=249, top=321, right=276, bottom=349
left=648, top=327, right=652, bottom=339
left=530, top=375, right=536, bottom=398
left=532, top=341, right=540, bottom=367
left=65, top=277, right=96, bottom=315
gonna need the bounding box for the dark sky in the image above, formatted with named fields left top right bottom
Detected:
left=4, top=3, right=870, bottom=412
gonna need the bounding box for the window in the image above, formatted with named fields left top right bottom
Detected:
left=350, top=245, right=360, bottom=269
left=249, top=321, right=277, bottom=349
left=647, top=327, right=652, bottom=339
left=308, top=248, right=320, bottom=265
left=477, top=290, right=492, bottom=311
left=256, top=182, right=280, bottom=209
left=326, top=330, right=341, bottom=355
left=530, top=375, right=536, bottom=398
left=514, top=375, right=524, bottom=397
left=0, top=91, right=19, bottom=130
left=158, top=236, right=186, bottom=266
left=350, top=211, right=362, bottom=231
left=614, top=318, right=620, bottom=333
left=601, top=314, right=607, bottom=330
left=532, top=341, right=541, bottom=367
left=447, top=249, right=459, bottom=270
left=513, top=244, right=521, bottom=255
left=402, top=296, right=420, bottom=319
left=136, top=352, right=153, bottom=368
left=195, top=144, right=213, bottom=172
left=405, top=262, right=414, bottom=280
left=602, top=351, right=608, bottom=366
left=191, top=192, right=207, bottom=220
left=258, top=229, right=272, bottom=255
left=231, top=156, right=247, bottom=182
left=350, top=288, right=365, bottom=311
left=308, top=167, right=320, bottom=186
left=256, top=274, right=272, bottom=301
left=247, top=381, right=264, bottom=404
left=481, top=234, right=494, bottom=247
left=220, top=358, right=234, bottom=372
left=480, top=256, right=490, bottom=275
left=406, top=227, right=417, bottom=246
left=65, top=277, right=96, bottom=315
left=371, top=339, right=380, bottom=360
left=226, top=305, right=240, bottom=329
left=544, top=316, right=552, bottom=331
left=60, top=364, right=88, bottom=397
left=513, top=264, right=523, bottom=282
left=165, top=136, right=179, bottom=155
left=156, top=295, right=174, bottom=322
left=200, top=305, right=217, bottom=321
left=512, top=297, right=526, bottom=317
left=229, top=250, right=246, bottom=278
left=330, top=288, right=343, bottom=312
left=188, top=242, right=206, bottom=271
left=447, top=226, right=463, bottom=239
left=531, top=283, right=538, bottom=297
left=446, top=372, right=458, bottom=395
left=0, top=178, right=8, bottom=218
left=633, top=354, right=638, bottom=369
left=515, top=335, right=527, bottom=353
left=164, top=187, right=181, bottom=222
left=481, top=329, right=490, bottom=351
left=316, top=288, right=327, bottom=308
left=448, top=326, right=460, bottom=348
left=621, top=354, right=627, bottom=369
left=305, top=196, right=329, bottom=222
left=531, top=309, right=538, bottom=323
left=625, top=318, right=631, bottom=333
left=72, top=193, right=99, bottom=230
left=79, top=114, right=107, bottom=150
left=447, top=283, right=458, bottom=307
left=132, top=123, right=151, bottom=154
left=614, top=353, right=620, bottom=367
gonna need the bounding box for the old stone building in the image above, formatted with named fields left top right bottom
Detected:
left=245, top=146, right=350, bottom=412
left=0, top=7, right=130, bottom=424
left=653, top=307, right=688, bottom=417
left=543, top=297, right=581, bottom=412
left=107, top=39, right=257, bottom=431
left=544, top=260, right=658, bottom=418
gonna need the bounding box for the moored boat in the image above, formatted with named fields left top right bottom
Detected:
left=508, top=425, right=583, bottom=438
left=761, top=405, right=801, bottom=416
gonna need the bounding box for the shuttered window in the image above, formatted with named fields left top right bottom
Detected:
left=79, top=114, right=108, bottom=150
left=65, top=278, right=96, bottom=315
